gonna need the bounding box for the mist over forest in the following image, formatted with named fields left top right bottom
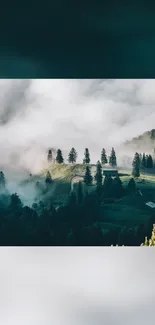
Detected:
left=1, top=79, right=155, bottom=245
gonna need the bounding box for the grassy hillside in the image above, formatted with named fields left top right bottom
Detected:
left=40, top=163, right=88, bottom=180
left=38, top=163, right=96, bottom=207
left=19, top=163, right=155, bottom=244
left=22, top=164, right=154, bottom=230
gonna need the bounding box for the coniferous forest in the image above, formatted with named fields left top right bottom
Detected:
left=0, top=146, right=155, bottom=246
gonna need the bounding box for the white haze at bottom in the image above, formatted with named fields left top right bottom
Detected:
left=0, top=248, right=154, bottom=325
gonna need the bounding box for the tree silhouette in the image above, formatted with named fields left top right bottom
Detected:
left=146, top=155, right=153, bottom=168
left=101, top=148, right=108, bottom=165
left=56, top=149, right=64, bottom=164
left=0, top=171, right=6, bottom=190
left=68, top=148, right=77, bottom=163
left=128, top=178, right=136, bottom=193
left=83, top=148, right=90, bottom=164
left=10, top=193, right=23, bottom=211
left=94, top=161, right=102, bottom=187
left=47, top=149, right=53, bottom=162
left=141, top=153, right=146, bottom=169
left=84, top=166, right=93, bottom=185
left=45, top=171, right=52, bottom=184
left=132, top=153, right=140, bottom=178
left=109, top=148, right=117, bottom=167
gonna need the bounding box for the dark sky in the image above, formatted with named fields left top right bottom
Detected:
left=1, top=1, right=155, bottom=77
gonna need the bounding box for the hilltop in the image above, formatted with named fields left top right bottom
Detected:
left=123, top=129, right=155, bottom=153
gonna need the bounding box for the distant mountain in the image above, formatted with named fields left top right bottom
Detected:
left=123, top=129, right=155, bottom=154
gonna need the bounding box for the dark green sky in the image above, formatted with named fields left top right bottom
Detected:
left=1, top=1, right=155, bottom=77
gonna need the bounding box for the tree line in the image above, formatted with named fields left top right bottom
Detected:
left=48, top=147, right=117, bottom=166
left=132, top=152, right=154, bottom=177
left=0, top=167, right=148, bottom=246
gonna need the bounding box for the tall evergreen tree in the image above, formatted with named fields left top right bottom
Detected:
left=47, top=149, right=52, bottom=162
left=94, top=161, right=103, bottom=187
left=68, top=147, right=77, bottom=163
left=10, top=193, right=23, bottom=210
left=45, top=171, right=52, bottom=184
left=77, top=181, right=83, bottom=206
left=112, top=176, right=123, bottom=198
left=146, top=155, right=153, bottom=168
left=0, top=171, right=5, bottom=190
left=56, top=149, right=64, bottom=164
left=109, top=148, right=117, bottom=167
left=132, top=152, right=140, bottom=177
left=101, top=148, right=108, bottom=165
left=139, top=153, right=142, bottom=165
left=141, top=153, right=146, bottom=169
left=128, top=178, right=136, bottom=193
left=103, top=175, right=113, bottom=197
left=83, top=148, right=90, bottom=164
left=84, top=166, right=93, bottom=185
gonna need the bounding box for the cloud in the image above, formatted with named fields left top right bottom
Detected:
left=0, top=248, right=154, bottom=325
left=1, top=79, right=155, bottom=173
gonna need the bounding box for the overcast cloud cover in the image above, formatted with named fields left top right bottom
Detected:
left=0, top=79, right=155, bottom=172
left=0, top=248, right=154, bottom=325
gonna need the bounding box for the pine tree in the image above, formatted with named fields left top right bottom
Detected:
left=101, top=148, right=108, bottom=165
left=132, top=152, right=140, bottom=178
left=139, top=153, right=142, bottom=164
left=56, top=149, right=64, bottom=164
left=109, top=148, right=117, bottom=167
left=103, top=175, right=113, bottom=197
left=83, top=148, right=90, bottom=164
left=0, top=171, right=6, bottom=190
left=112, top=176, right=123, bottom=198
left=84, top=166, right=93, bottom=185
left=94, top=161, right=103, bottom=187
left=127, top=178, right=136, bottom=193
left=146, top=155, right=153, bottom=168
left=45, top=171, right=52, bottom=184
left=77, top=181, right=83, bottom=206
left=68, top=147, right=77, bottom=163
left=141, top=153, right=146, bottom=169
left=10, top=193, right=23, bottom=210
left=47, top=149, right=52, bottom=162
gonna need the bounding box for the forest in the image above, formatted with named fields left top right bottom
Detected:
left=0, top=146, right=155, bottom=246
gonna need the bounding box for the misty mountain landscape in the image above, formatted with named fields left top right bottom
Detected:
left=1, top=79, right=155, bottom=246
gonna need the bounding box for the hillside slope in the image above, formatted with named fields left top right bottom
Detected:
left=123, top=129, right=155, bottom=153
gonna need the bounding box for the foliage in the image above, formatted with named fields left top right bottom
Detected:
left=141, top=153, right=146, bottom=169
left=146, top=155, right=153, bottom=168
left=109, top=147, right=117, bottom=167
left=68, top=147, right=77, bottom=163
left=45, top=171, right=52, bottom=184
left=84, top=165, right=93, bottom=185
left=128, top=178, right=136, bottom=193
left=83, top=148, right=90, bottom=164
left=101, top=148, right=108, bottom=165
left=94, top=161, right=103, bottom=186
left=0, top=171, right=6, bottom=190
left=132, top=152, right=140, bottom=177
left=47, top=149, right=53, bottom=162
left=56, top=149, right=64, bottom=164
